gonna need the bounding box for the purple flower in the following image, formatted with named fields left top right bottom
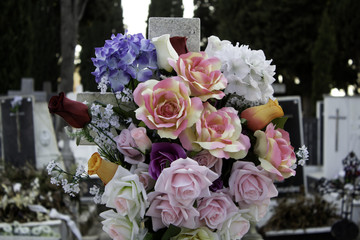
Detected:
left=209, top=177, right=224, bottom=192
left=91, top=32, right=158, bottom=92
left=149, top=142, right=187, bottom=180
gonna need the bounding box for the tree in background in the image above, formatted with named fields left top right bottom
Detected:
left=79, top=0, right=124, bottom=91
left=193, top=0, right=219, bottom=49
left=328, top=0, right=360, bottom=92
left=311, top=5, right=337, bottom=103
left=146, top=0, right=184, bottom=37
left=59, top=0, right=88, bottom=93
left=0, top=0, right=61, bottom=94
left=215, top=0, right=326, bottom=115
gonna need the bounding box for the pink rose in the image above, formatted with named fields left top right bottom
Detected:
left=218, top=212, right=250, bottom=240
left=132, top=163, right=155, bottom=191
left=155, top=158, right=218, bottom=206
left=197, top=192, right=238, bottom=230
left=130, top=127, right=152, bottom=153
left=193, top=150, right=223, bottom=176
left=134, top=77, right=203, bottom=139
left=180, top=102, right=250, bottom=159
left=254, top=123, right=296, bottom=181
left=146, top=192, right=199, bottom=231
left=169, top=52, right=228, bottom=101
left=114, top=124, right=149, bottom=164
left=229, top=161, right=278, bottom=207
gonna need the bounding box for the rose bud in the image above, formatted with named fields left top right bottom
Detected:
left=170, top=36, right=189, bottom=56
left=240, top=99, right=284, bottom=131
left=48, top=92, right=91, bottom=128
left=88, top=152, right=118, bottom=185
left=151, top=34, right=179, bottom=72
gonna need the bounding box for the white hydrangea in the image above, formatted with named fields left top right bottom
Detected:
left=205, top=36, right=276, bottom=104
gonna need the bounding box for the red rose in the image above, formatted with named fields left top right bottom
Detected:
left=170, top=36, right=188, bottom=55
left=48, top=92, right=91, bottom=128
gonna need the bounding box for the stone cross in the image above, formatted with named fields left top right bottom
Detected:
left=8, top=78, right=48, bottom=102
left=328, top=108, right=347, bottom=152
left=148, top=17, right=201, bottom=52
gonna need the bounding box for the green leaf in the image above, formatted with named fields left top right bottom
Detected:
left=161, top=225, right=181, bottom=240
left=138, top=121, right=146, bottom=128
left=272, top=116, right=288, bottom=129
left=144, top=233, right=153, bottom=240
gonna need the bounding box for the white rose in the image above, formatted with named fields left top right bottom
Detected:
left=152, top=34, right=179, bottom=72
left=243, top=201, right=270, bottom=222
left=217, top=212, right=250, bottom=240
left=100, top=210, right=146, bottom=240
left=102, top=166, right=149, bottom=221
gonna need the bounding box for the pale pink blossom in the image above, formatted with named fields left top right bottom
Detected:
left=193, top=150, right=223, bottom=176
left=229, top=161, right=278, bottom=207
left=114, top=124, right=147, bottom=164
left=130, top=127, right=152, bottom=153
left=154, top=158, right=218, bottom=206
left=197, top=192, right=238, bottom=230
left=254, top=123, right=296, bottom=180
left=146, top=192, right=199, bottom=231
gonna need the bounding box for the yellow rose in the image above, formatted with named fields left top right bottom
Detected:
left=88, top=152, right=118, bottom=184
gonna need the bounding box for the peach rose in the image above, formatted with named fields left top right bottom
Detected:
left=180, top=102, right=250, bottom=159
left=134, top=77, right=203, bottom=139
left=169, top=52, right=228, bottom=101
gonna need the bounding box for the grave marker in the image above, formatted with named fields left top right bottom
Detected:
left=275, top=96, right=305, bottom=196
left=323, top=96, right=360, bottom=179
left=0, top=96, right=36, bottom=168
left=8, top=78, right=47, bottom=102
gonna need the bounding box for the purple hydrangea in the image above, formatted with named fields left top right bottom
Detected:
left=149, top=142, right=187, bottom=180
left=91, top=32, right=158, bottom=92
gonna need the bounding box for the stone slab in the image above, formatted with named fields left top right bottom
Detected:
left=148, top=17, right=200, bottom=52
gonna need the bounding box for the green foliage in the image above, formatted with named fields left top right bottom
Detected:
left=161, top=224, right=182, bottom=240
left=148, top=0, right=184, bottom=18
left=79, top=0, right=124, bottom=91
left=0, top=0, right=60, bottom=94
left=311, top=6, right=337, bottom=103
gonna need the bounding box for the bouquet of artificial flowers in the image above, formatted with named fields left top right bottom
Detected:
left=48, top=32, right=308, bottom=240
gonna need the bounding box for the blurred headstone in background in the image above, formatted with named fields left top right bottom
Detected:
left=275, top=96, right=305, bottom=196
left=0, top=78, right=63, bottom=170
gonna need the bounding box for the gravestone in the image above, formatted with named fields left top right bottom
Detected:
left=0, top=96, right=36, bottom=168
left=316, top=101, right=324, bottom=166
left=303, top=117, right=318, bottom=166
left=275, top=96, right=305, bottom=196
left=2, top=78, right=63, bottom=170
left=323, top=96, right=360, bottom=179
left=8, top=78, right=47, bottom=102
left=148, top=17, right=200, bottom=52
